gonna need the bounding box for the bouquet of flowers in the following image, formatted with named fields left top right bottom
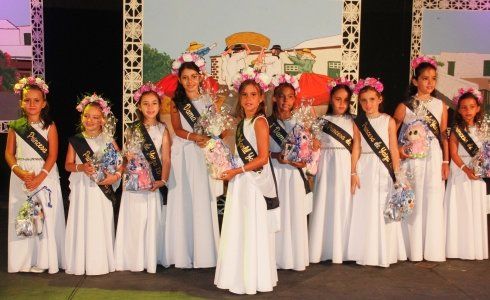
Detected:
left=384, top=169, right=415, bottom=223
left=469, top=114, right=490, bottom=177
left=399, top=100, right=431, bottom=159
left=194, top=103, right=239, bottom=179
left=123, top=126, right=154, bottom=191
left=15, top=186, right=51, bottom=238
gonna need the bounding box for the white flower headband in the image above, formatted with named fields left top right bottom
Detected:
left=327, top=77, right=355, bottom=93
left=171, top=52, right=206, bottom=75
left=133, top=82, right=163, bottom=103
left=76, top=93, right=111, bottom=116
left=232, top=67, right=272, bottom=93
left=13, top=76, right=49, bottom=95
left=452, top=87, right=482, bottom=106
left=271, top=74, right=300, bottom=94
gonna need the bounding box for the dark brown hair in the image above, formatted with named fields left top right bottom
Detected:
left=454, top=92, right=482, bottom=131
left=326, top=84, right=353, bottom=115
left=235, top=79, right=266, bottom=120
left=271, top=82, right=296, bottom=117
left=136, top=91, right=162, bottom=123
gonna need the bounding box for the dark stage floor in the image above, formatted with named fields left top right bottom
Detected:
left=1, top=200, right=489, bottom=299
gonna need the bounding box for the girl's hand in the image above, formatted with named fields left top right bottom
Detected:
left=150, top=180, right=166, bottom=191
left=15, top=168, right=35, bottom=183
left=351, top=174, right=360, bottom=195
left=194, top=134, right=210, bottom=148
left=462, top=165, right=479, bottom=181
left=312, top=138, right=321, bottom=151
left=220, top=168, right=239, bottom=181
left=399, top=145, right=410, bottom=160
left=442, top=163, right=449, bottom=180
left=25, top=174, right=44, bottom=191
left=125, top=151, right=135, bottom=160
left=290, top=161, right=306, bottom=169
left=97, top=172, right=119, bottom=186
left=80, top=162, right=95, bottom=176
left=277, top=155, right=289, bottom=165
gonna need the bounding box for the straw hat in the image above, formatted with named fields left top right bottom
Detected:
left=297, top=48, right=316, bottom=59
left=187, top=41, right=204, bottom=52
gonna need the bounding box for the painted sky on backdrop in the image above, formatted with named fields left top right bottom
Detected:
left=144, top=0, right=342, bottom=59
left=0, top=0, right=30, bottom=26
left=422, top=10, right=490, bottom=54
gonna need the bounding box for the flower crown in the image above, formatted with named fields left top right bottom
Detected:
left=271, top=74, right=300, bottom=94
left=452, top=87, right=483, bottom=106
left=327, top=77, right=355, bottom=93
left=411, top=55, right=437, bottom=71
left=232, top=67, right=272, bottom=93
left=354, top=77, right=384, bottom=94
left=133, top=82, right=163, bottom=102
left=171, top=52, right=206, bottom=75
left=13, top=76, right=49, bottom=95
left=76, top=93, right=111, bottom=116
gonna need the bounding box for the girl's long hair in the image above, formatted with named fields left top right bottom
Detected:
left=21, top=84, right=52, bottom=129
left=136, top=91, right=162, bottom=124
left=326, top=84, right=353, bottom=116
left=454, top=92, right=483, bottom=131
left=235, top=79, right=266, bottom=120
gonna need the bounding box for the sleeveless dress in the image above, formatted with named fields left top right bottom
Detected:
left=309, top=115, right=353, bottom=264
left=445, top=126, right=488, bottom=260
left=114, top=122, right=166, bottom=272
left=270, top=117, right=310, bottom=271
left=8, top=122, right=65, bottom=273
left=214, top=116, right=279, bottom=295
left=165, top=95, right=222, bottom=268
left=400, top=98, right=446, bottom=262
left=347, top=114, right=407, bottom=267
left=65, top=134, right=119, bottom=275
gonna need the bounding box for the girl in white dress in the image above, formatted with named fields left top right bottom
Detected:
left=445, top=88, right=488, bottom=260
left=114, top=83, right=171, bottom=273
left=348, top=78, right=407, bottom=267
left=6, top=77, right=65, bottom=273
left=215, top=73, right=279, bottom=294
left=64, top=95, right=122, bottom=275
left=393, top=56, right=448, bottom=262
left=269, top=75, right=310, bottom=271
left=166, top=56, right=221, bottom=268
left=309, top=79, right=356, bottom=264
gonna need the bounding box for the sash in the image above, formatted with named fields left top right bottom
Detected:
left=322, top=119, right=353, bottom=153
left=9, top=117, right=49, bottom=160
left=236, top=118, right=279, bottom=210
left=404, top=99, right=442, bottom=147
left=452, top=125, right=479, bottom=158
left=354, top=116, right=396, bottom=182
left=267, top=116, right=312, bottom=195
left=174, top=97, right=200, bottom=128
left=133, top=122, right=168, bottom=205
left=68, top=134, right=117, bottom=203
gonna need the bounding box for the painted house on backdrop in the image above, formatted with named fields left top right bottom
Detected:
left=0, top=19, right=32, bottom=77
left=432, top=52, right=490, bottom=109
left=210, top=34, right=342, bottom=84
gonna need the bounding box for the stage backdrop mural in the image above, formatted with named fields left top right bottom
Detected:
left=122, top=0, right=362, bottom=133
left=0, top=0, right=45, bottom=133
left=410, top=0, right=490, bottom=111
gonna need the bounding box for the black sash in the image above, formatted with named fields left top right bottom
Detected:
left=68, top=134, right=117, bottom=203
left=174, top=97, right=201, bottom=128
left=452, top=125, right=479, bottom=158
left=354, top=116, right=396, bottom=182
left=236, top=118, right=279, bottom=210
left=322, top=119, right=353, bottom=153
left=9, top=117, right=49, bottom=160
left=404, top=99, right=442, bottom=147
left=267, top=116, right=312, bottom=195
left=133, top=122, right=168, bottom=205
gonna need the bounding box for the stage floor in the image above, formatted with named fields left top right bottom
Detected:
left=1, top=202, right=489, bottom=299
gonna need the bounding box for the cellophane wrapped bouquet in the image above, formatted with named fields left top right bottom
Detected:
left=470, top=114, right=490, bottom=177
left=399, top=99, right=431, bottom=159
left=15, top=186, right=51, bottom=237
left=123, top=126, right=154, bottom=191
left=89, top=113, right=123, bottom=183
left=194, top=103, right=239, bottom=179
left=384, top=167, right=415, bottom=223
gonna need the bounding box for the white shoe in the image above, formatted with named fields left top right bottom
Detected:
left=30, top=266, right=46, bottom=273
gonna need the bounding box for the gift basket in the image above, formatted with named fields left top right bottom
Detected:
left=384, top=169, right=415, bottom=223
left=15, top=186, right=52, bottom=238
left=123, top=126, right=154, bottom=191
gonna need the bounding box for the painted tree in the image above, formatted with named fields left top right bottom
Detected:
left=143, top=44, right=172, bottom=83
left=0, top=51, right=18, bottom=92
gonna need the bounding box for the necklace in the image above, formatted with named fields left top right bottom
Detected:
left=83, top=132, right=101, bottom=139
left=414, top=94, right=432, bottom=103
left=144, top=122, right=159, bottom=128
left=28, top=120, right=42, bottom=125
left=366, top=113, right=382, bottom=119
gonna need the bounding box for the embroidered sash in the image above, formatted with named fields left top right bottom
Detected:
left=267, top=116, right=312, bottom=195
left=133, top=122, right=168, bottom=205
left=322, top=119, right=353, bottom=153
left=452, top=125, right=479, bottom=157
left=354, top=116, right=396, bottom=182
left=9, top=117, right=49, bottom=160
left=236, top=118, right=279, bottom=210
left=174, top=97, right=200, bottom=128
left=68, top=134, right=117, bottom=203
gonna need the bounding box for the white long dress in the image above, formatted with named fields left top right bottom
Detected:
left=165, top=95, right=221, bottom=268
left=347, top=114, right=407, bottom=267
left=270, top=118, right=310, bottom=271
left=401, top=98, right=446, bottom=262
left=215, top=116, right=279, bottom=295
left=309, top=115, right=353, bottom=264
left=445, top=126, right=488, bottom=260
left=65, top=135, right=118, bottom=276
left=8, top=122, right=65, bottom=273
left=114, top=123, right=166, bottom=273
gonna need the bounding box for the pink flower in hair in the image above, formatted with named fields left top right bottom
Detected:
left=133, top=82, right=163, bottom=103
left=76, top=93, right=112, bottom=116
left=271, top=74, right=300, bottom=94
left=452, top=87, right=482, bottom=107
left=354, top=77, right=384, bottom=94
left=13, top=76, right=49, bottom=95
left=411, top=55, right=437, bottom=71
left=327, top=77, right=355, bottom=93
